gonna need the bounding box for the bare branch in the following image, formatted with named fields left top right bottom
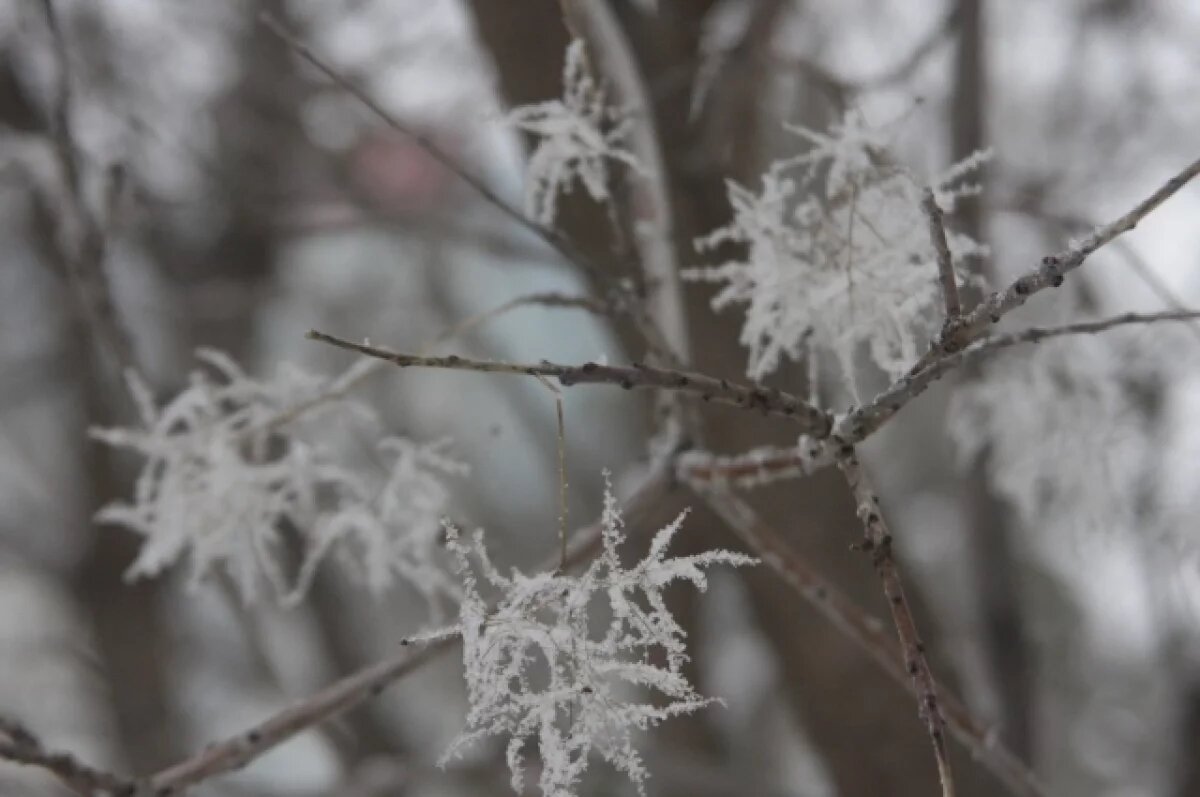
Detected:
left=922, top=189, right=962, bottom=319
left=0, top=716, right=134, bottom=796
left=38, top=0, right=137, bottom=373
left=838, top=308, right=1200, bottom=446
left=925, top=156, right=1200, bottom=361
left=690, top=490, right=1047, bottom=797
left=969, top=309, right=1200, bottom=352
left=147, top=638, right=446, bottom=793
left=837, top=449, right=955, bottom=797
left=677, top=444, right=834, bottom=490
left=997, top=201, right=1200, bottom=343
left=307, top=330, right=833, bottom=434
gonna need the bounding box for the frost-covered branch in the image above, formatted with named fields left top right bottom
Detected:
left=308, top=330, right=832, bottom=433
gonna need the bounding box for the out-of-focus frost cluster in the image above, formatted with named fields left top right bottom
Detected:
left=685, top=110, right=990, bottom=391
left=947, top=335, right=1151, bottom=539
left=90, top=349, right=466, bottom=607
left=507, top=39, right=645, bottom=227
left=440, top=477, right=755, bottom=797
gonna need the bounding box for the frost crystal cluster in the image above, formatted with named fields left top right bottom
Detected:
left=685, top=110, right=989, bottom=387
left=507, top=38, right=644, bottom=226
left=441, top=479, right=755, bottom=797
left=947, top=336, right=1148, bottom=538
left=91, top=350, right=465, bottom=606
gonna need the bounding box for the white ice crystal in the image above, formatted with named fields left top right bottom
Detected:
left=685, top=110, right=990, bottom=389
left=440, top=476, right=755, bottom=797
left=507, top=39, right=645, bottom=226
left=91, top=350, right=465, bottom=606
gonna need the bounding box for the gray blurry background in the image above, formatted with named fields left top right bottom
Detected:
left=1, top=1, right=1199, bottom=796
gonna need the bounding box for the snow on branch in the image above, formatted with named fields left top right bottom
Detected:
left=440, top=476, right=755, bottom=797
left=90, top=350, right=465, bottom=608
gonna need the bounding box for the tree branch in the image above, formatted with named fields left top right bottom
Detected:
left=677, top=444, right=834, bottom=489
left=690, top=489, right=1047, bottom=797
left=307, top=329, right=832, bottom=434
left=0, top=717, right=133, bottom=796
left=922, top=189, right=962, bottom=319
left=837, top=448, right=955, bottom=797
left=38, top=0, right=136, bottom=373
left=838, top=307, right=1200, bottom=446
left=925, top=155, right=1200, bottom=361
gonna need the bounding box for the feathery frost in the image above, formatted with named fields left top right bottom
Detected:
left=440, top=476, right=755, bottom=797
left=947, top=336, right=1149, bottom=538
left=91, top=350, right=465, bottom=607
left=507, top=39, right=645, bottom=226
left=685, top=110, right=990, bottom=389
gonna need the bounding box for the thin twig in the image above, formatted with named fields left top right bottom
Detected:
left=307, top=330, right=832, bottom=434
left=38, top=0, right=137, bottom=373
left=970, top=309, right=1200, bottom=352
left=261, top=292, right=606, bottom=436
left=0, top=717, right=134, bottom=796
left=556, top=389, right=568, bottom=570
left=997, top=201, right=1200, bottom=344
left=258, top=14, right=551, bottom=269
left=430, top=292, right=609, bottom=349
left=676, top=443, right=834, bottom=490
left=258, top=13, right=680, bottom=367
left=690, top=490, right=1046, bottom=797
left=531, top=374, right=570, bottom=571
left=147, top=638, right=446, bottom=793
left=838, top=308, right=1200, bottom=446
left=837, top=448, right=955, bottom=797
left=922, top=189, right=962, bottom=319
